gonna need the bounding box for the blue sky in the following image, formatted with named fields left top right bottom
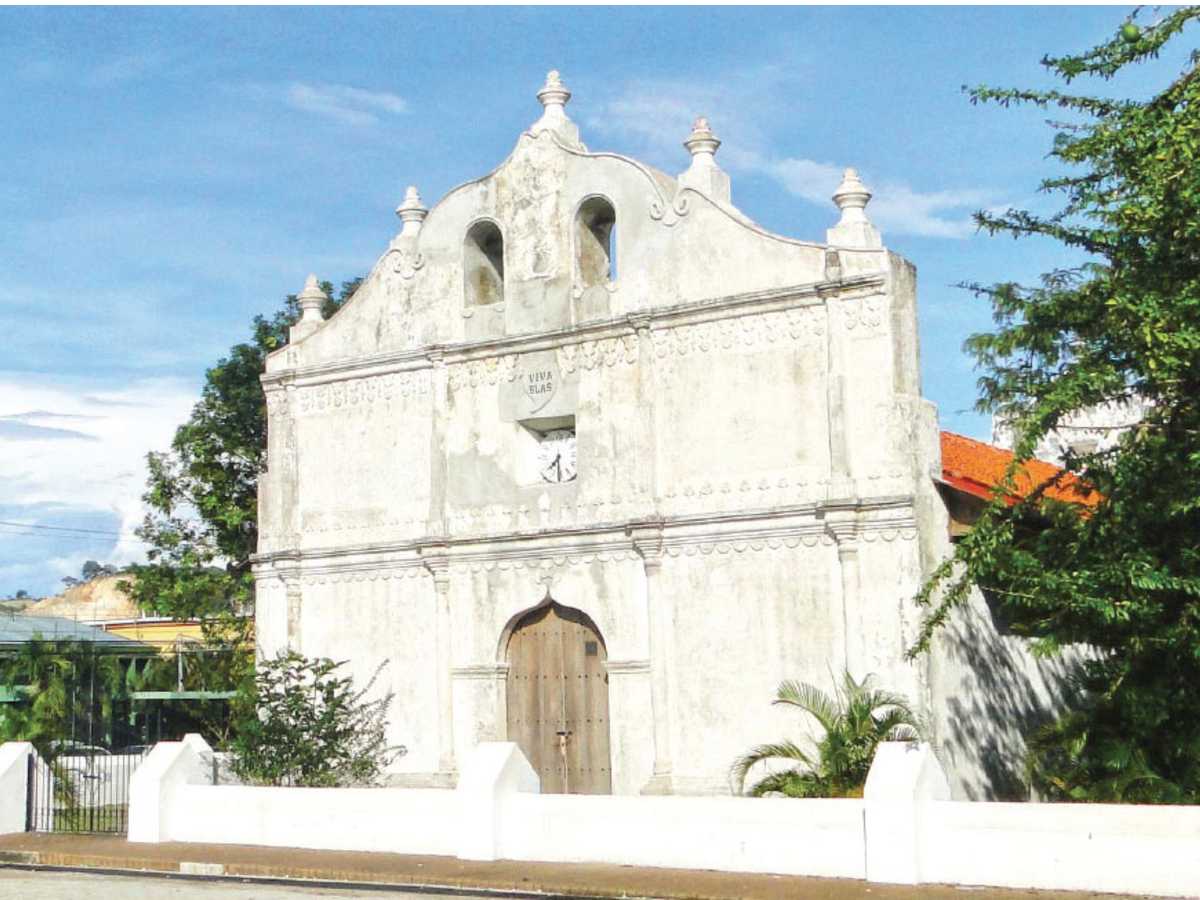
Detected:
left=0, top=6, right=1193, bottom=597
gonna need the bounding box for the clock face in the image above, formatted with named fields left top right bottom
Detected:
left=538, top=429, right=577, bottom=483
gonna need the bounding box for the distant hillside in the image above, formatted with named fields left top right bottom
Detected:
left=23, top=574, right=141, bottom=623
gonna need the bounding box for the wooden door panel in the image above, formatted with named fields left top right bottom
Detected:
left=505, top=602, right=612, bottom=794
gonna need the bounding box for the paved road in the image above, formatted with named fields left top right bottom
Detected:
left=0, top=869, right=510, bottom=899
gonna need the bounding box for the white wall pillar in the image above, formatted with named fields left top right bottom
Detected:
left=0, top=742, right=33, bottom=834
left=456, top=741, right=539, bottom=861
left=863, top=741, right=950, bottom=885
left=128, top=736, right=213, bottom=843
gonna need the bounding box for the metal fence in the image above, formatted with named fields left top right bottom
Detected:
left=26, top=746, right=151, bottom=834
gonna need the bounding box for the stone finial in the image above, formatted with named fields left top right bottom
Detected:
left=296, top=274, right=328, bottom=323
left=536, top=69, right=571, bottom=111
left=530, top=69, right=582, bottom=147
left=827, top=167, right=882, bottom=249
left=395, top=185, right=428, bottom=237
left=677, top=115, right=731, bottom=204
left=683, top=117, right=721, bottom=160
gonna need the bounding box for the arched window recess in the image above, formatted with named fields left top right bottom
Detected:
left=574, top=196, right=617, bottom=297
left=464, top=219, right=505, bottom=308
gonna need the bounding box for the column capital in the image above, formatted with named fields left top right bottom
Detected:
left=627, top=313, right=652, bottom=335
left=420, top=546, right=451, bottom=589
left=628, top=522, right=665, bottom=569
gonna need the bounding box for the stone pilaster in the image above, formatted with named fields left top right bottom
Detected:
left=632, top=526, right=674, bottom=793
left=422, top=551, right=456, bottom=778
left=426, top=349, right=448, bottom=537
left=827, top=516, right=862, bottom=677
left=284, top=575, right=303, bottom=652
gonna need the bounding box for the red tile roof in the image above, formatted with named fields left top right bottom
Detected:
left=940, top=431, right=1099, bottom=507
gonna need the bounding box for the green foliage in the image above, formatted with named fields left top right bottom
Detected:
left=0, top=640, right=128, bottom=755
left=0, top=631, right=252, bottom=754
left=124, top=279, right=359, bottom=619
left=910, top=9, right=1200, bottom=802
left=730, top=671, right=920, bottom=798
left=229, top=651, right=403, bottom=787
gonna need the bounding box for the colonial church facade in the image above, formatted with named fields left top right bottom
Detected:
left=253, top=72, right=1068, bottom=799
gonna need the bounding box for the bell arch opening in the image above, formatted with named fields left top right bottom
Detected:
left=575, top=196, right=616, bottom=288
left=464, top=220, right=505, bottom=307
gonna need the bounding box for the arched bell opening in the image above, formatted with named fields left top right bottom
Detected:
left=503, top=599, right=612, bottom=794
left=575, top=196, right=616, bottom=288
left=464, top=219, right=505, bottom=308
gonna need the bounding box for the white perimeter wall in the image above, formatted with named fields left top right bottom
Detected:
left=168, top=784, right=458, bottom=856
left=110, top=738, right=1200, bottom=897
left=923, top=799, right=1200, bottom=897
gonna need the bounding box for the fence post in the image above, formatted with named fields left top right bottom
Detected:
left=863, top=741, right=949, bottom=885
left=456, top=742, right=539, bottom=861
left=128, top=739, right=212, bottom=843
left=0, top=743, right=34, bottom=835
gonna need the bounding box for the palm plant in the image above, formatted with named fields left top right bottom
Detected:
left=731, top=671, right=922, bottom=798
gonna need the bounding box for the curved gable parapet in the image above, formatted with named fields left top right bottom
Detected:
left=274, top=74, right=893, bottom=373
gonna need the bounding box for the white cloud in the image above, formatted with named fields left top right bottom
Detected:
left=0, top=374, right=199, bottom=593
left=764, top=157, right=988, bottom=239
left=588, top=71, right=995, bottom=240
left=284, top=82, right=408, bottom=127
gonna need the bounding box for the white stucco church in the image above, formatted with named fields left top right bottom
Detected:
left=252, top=72, right=1072, bottom=800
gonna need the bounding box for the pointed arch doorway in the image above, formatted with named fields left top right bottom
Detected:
left=504, top=601, right=613, bottom=794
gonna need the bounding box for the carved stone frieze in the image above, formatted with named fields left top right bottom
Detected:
left=650, top=306, right=824, bottom=362
left=296, top=370, right=430, bottom=414
left=301, top=508, right=424, bottom=535
left=264, top=388, right=291, bottom=419
left=835, top=293, right=886, bottom=333
left=556, top=335, right=638, bottom=373
left=447, top=354, right=520, bottom=392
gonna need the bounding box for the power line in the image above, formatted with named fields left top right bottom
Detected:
left=0, top=527, right=145, bottom=546
left=0, top=520, right=124, bottom=537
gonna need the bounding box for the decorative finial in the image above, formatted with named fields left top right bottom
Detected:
left=827, top=168, right=882, bottom=249
left=677, top=115, right=730, bottom=204
left=529, top=69, right=583, bottom=148
left=683, top=116, right=721, bottom=160
left=832, top=168, right=872, bottom=217
left=395, top=185, right=428, bottom=237
left=296, top=274, right=329, bottom=323
left=536, top=70, right=571, bottom=111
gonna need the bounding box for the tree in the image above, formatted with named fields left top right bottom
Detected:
left=81, top=561, right=117, bottom=581
left=730, top=671, right=920, bottom=798
left=229, top=651, right=404, bottom=787
left=910, top=9, right=1200, bottom=802
left=124, top=279, right=359, bottom=619
left=0, top=639, right=127, bottom=755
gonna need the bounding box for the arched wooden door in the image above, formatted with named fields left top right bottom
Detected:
left=505, top=602, right=612, bottom=794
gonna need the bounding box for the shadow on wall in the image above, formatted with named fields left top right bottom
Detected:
left=937, top=591, right=1084, bottom=801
